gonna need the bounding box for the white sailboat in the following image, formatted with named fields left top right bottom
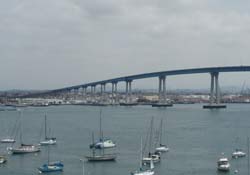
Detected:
left=89, top=110, right=116, bottom=149
left=131, top=138, right=154, bottom=175
left=155, top=118, right=169, bottom=153
left=40, top=114, right=56, bottom=145
left=85, top=132, right=116, bottom=161
left=9, top=111, right=40, bottom=154
left=1, top=114, right=18, bottom=143
left=142, top=117, right=160, bottom=164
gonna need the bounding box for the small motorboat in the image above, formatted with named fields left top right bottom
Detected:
left=0, top=156, right=7, bottom=164
left=40, top=138, right=56, bottom=146
left=38, top=161, right=64, bottom=173
left=217, top=157, right=230, bottom=172
left=155, top=144, right=169, bottom=153
left=1, top=138, right=15, bottom=143
left=232, top=149, right=246, bottom=158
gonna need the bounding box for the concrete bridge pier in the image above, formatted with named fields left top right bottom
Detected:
left=83, top=87, right=87, bottom=95
left=114, top=82, right=118, bottom=104
left=111, top=82, right=118, bottom=105
left=152, top=76, right=173, bottom=107
left=100, top=83, right=106, bottom=104
left=120, top=80, right=136, bottom=106
left=90, top=86, right=96, bottom=102
left=203, top=72, right=226, bottom=109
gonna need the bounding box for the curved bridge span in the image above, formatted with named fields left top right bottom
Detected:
left=53, top=66, right=250, bottom=92
left=28, top=66, right=250, bottom=108
left=50, top=66, right=250, bottom=93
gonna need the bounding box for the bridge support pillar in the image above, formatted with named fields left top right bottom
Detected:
left=152, top=76, right=173, bottom=107
left=203, top=72, right=226, bottom=109
left=100, top=83, right=106, bottom=104
left=120, top=80, right=135, bottom=106
left=84, top=87, right=87, bottom=95
left=111, top=82, right=118, bottom=105
left=125, top=81, right=129, bottom=103
left=115, top=82, right=118, bottom=104
left=90, top=86, right=96, bottom=103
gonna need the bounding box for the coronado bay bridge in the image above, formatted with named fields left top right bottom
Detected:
left=27, top=66, right=250, bottom=108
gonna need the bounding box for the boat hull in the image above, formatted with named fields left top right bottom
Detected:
left=131, top=170, right=154, bottom=175
left=85, top=155, right=116, bottom=161
left=155, top=146, right=169, bottom=152
left=38, top=162, right=64, bottom=173
left=40, top=139, right=56, bottom=145
left=1, top=139, right=15, bottom=143
left=90, top=140, right=116, bottom=149
left=142, top=156, right=160, bottom=164
left=0, top=156, right=7, bottom=164
left=232, top=151, right=246, bottom=158
left=11, top=145, right=41, bottom=154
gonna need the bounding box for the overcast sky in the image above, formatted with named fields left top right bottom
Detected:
left=1, top=0, right=250, bottom=90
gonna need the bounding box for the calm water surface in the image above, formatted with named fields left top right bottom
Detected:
left=0, top=104, right=250, bottom=175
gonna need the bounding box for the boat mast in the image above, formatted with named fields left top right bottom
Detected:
left=19, top=110, right=23, bottom=145
left=92, top=132, right=95, bottom=156
left=47, top=145, right=50, bottom=165
left=140, top=137, right=143, bottom=170
left=159, top=118, right=163, bottom=145
left=45, top=114, right=47, bottom=139
left=148, top=117, right=154, bottom=155
left=99, top=110, right=102, bottom=141
left=82, top=160, right=85, bottom=175
left=248, top=137, right=249, bottom=175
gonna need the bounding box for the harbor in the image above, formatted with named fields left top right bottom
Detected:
left=0, top=104, right=250, bottom=174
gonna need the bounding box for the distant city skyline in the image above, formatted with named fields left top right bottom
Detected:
left=1, top=0, right=250, bottom=90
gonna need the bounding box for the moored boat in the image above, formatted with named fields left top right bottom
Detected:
left=155, top=118, right=169, bottom=153
left=1, top=138, right=15, bottom=143
left=38, top=161, right=64, bottom=173
left=232, top=149, right=246, bottom=158
left=10, top=144, right=40, bottom=154
left=89, top=139, right=115, bottom=149
left=0, top=156, right=7, bottom=164
left=40, top=114, right=57, bottom=146
left=217, top=157, right=230, bottom=172
left=89, top=110, right=116, bottom=149
left=85, top=154, right=116, bottom=161
left=86, top=132, right=116, bottom=162
left=131, top=138, right=154, bottom=175
left=143, top=117, right=160, bottom=165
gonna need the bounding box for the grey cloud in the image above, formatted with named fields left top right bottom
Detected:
left=0, top=0, right=250, bottom=90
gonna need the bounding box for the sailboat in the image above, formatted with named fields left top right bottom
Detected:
left=89, top=110, right=116, bottom=149
left=142, top=117, right=160, bottom=164
left=38, top=146, right=63, bottom=173
left=0, top=114, right=18, bottom=143
left=131, top=138, right=154, bottom=175
left=40, top=114, right=56, bottom=145
left=9, top=111, right=40, bottom=154
left=155, top=118, right=169, bottom=153
left=85, top=132, right=116, bottom=161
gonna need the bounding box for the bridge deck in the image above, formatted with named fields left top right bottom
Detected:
left=51, top=66, right=250, bottom=93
